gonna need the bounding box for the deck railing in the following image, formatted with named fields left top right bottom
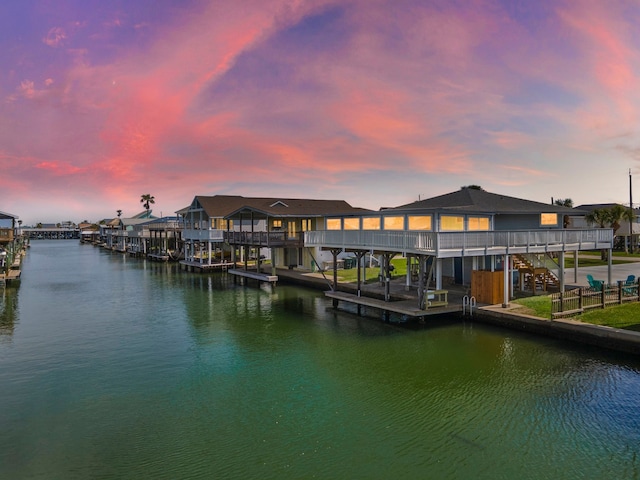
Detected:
left=304, top=228, right=613, bottom=257
left=182, top=229, right=225, bottom=241
left=225, top=231, right=304, bottom=247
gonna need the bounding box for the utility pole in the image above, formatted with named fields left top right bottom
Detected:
left=630, top=169, right=634, bottom=253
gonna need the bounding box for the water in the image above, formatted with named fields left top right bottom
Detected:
left=1, top=241, right=639, bottom=479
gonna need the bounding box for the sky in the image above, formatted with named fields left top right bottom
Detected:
left=2, top=0, right=640, bottom=224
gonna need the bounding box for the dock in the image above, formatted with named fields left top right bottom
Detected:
left=179, top=260, right=235, bottom=272
left=228, top=269, right=278, bottom=284
left=325, top=290, right=461, bottom=319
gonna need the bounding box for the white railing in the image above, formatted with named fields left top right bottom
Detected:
left=304, top=229, right=613, bottom=257
left=182, top=229, right=225, bottom=241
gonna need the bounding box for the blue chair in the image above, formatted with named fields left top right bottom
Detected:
left=587, top=274, right=603, bottom=290
left=623, top=275, right=636, bottom=295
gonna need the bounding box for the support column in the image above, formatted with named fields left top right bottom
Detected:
left=405, top=256, right=411, bottom=291
left=502, top=254, right=510, bottom=308
left=559, top=251, right=565, bottom=292
left=607, top=248, right=612, bottom=285
left=573, top=251, right=578, bottom=283
left=435, top=258, right=443, bottom=290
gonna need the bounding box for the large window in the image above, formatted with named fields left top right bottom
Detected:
left=408, top=215, right=432, bottom=231
left=362, top=217, right=381, bottom=230
left=326, top=218, right=341, bottom=230
left=301, top=219, right=312, bottom=231
left=440, top=215, right=464, bottom=231
left=467, top=216, right=490, bottom=231
left=383, top=216, right=404, bottom=230
left=343, top=218, right=360, bottom=230
left=540, top=213, right=558, bottom=226
left=211, top=218, right=232, bottom=230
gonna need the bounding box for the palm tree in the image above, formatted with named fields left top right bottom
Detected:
left=117, top=209, right=122, bottom=218
left=554, top=198, right=573, bottom=208
left=585, top=208, right=610, bottom=260
left=140, top=194, right=155, bottom=217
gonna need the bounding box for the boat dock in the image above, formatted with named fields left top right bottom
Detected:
left=325, top=290, right=461, bottom=319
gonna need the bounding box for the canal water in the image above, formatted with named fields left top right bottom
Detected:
left=1, top=241, right=639, bottom=479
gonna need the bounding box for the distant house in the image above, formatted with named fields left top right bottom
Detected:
left=573, top=203, right=640, bottom=249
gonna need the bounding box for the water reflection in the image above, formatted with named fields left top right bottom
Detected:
left=0, top=286, right=18, bottom=339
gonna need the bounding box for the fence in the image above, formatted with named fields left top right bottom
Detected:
left=551, top=281, right=640, bottom=319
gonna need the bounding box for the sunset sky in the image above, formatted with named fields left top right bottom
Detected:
left=2, top=0, right=640, bottom=224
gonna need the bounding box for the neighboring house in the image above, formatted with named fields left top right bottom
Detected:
left=106, top=211, right=157, bottom=252
left=305, top=187, right=612, bottom=306
left=223, top=197, right=372, bottom=271
left=0, top=211, right=19, bottom=271
left=179, top=195, right=371, bottom=271
left=573, top=203, right=640, bottom=249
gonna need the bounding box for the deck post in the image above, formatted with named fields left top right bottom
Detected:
left=502, top=254, right=510, bottom=308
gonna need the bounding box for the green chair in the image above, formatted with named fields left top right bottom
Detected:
left=587, top=274, right=603, bottom=290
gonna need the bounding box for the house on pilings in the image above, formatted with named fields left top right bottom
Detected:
left=179, top=195, right=371, bottom=275
left=305, top=186, right=613, bottom=309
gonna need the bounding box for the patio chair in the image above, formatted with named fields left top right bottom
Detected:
left=587, top=274, right=603, bottom=290
left=623, top=275, right=636, bottom=296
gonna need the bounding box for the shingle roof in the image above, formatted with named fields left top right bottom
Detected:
left=388, top=188, right=582, bottom=215
left=194, top=195, right=371, bottom=218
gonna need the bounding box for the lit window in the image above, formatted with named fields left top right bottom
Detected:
left=326, top=218, right=341, bottom=230
left=441, top=215, right=464, bottom=231
left=301, top=219, right=312, bottom=231
left=541, top=213, right=558, bottom=226
left=468, top=217, right=489, bottom=231
left=272, top=219, right=283, bottom=229
left=383, top=216, right=404, bottom=230
left=362, top=217, right=381, bottom=230
left=344, top=218, right=360, bottom=230
left=408, top=216, right=432, bottom=231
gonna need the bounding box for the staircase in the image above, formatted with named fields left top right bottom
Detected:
left=512, top=253, right=560, bottom=292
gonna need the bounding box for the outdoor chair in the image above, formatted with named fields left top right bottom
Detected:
left=587, top=274, right=604, bottom=290
left=623, top=275, right=636, bottom=296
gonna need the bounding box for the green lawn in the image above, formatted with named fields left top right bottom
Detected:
left=512, top=295, right=640, bottom=331
left=332, top=257, right=408, bottom=283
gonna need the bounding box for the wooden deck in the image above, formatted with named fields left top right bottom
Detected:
left=325, top=290, right=461, bottom=318
left=228, top=269, right=278, bottom=284
left=179, top=260, right=235, bottom=272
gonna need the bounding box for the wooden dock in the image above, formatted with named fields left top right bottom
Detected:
left=228, top=269, right=278, bottom=284
left=325, top=290, right=461, bottom=318
left=179, top=260, right=235, bottom=272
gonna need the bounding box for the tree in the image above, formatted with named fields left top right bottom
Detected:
left=461, top=185, right=483, bottom=190
left=554, top=198, right=573, bottom=208
left=140, top=194, right=155, bottom=217
left=117, top=209, right=122, bottom=218
left=585, top=205, right=635, bottom=257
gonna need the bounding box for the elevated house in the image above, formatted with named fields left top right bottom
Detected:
left=103, top=211, right=156, bottom=252
left=305, top=187, right=614, bottom=310
left=0, top=211, right=21, bottom=275
left=180, top=195, right=371, bottom=280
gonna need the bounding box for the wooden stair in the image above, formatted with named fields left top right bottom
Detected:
left=512, top=254, right=559, bottom=292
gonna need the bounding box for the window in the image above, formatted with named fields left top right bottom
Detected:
left=211, top=218, right=232, bottom=230
left=301, top=219, right=312, bottom=231
left=362, top=217, right=381, bottom=230
left=383, top=216, right=404, bottom=230
left=272, top=219, right=283, bottom=229
left=441, top=215, right=464, bottom=231
left=344, top=218, right=360, bottom=230
left=540, top=213, right=558, bottom=226
left=326, top=218, right=341, bottom=230
left=408, top=215, right=432, bottom=231
left=467, top=216, right=490, bottom=231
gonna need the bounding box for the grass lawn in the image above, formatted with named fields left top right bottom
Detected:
left=332, top=257, right=408, bottom=283
left=512, top=295, right=640, bottom=331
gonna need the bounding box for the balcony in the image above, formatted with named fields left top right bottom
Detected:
left=225, top=231, right=304, bottom=248
left=183, top=229, right=225, bottom=242
left=304, top=229, right=614, bottom=258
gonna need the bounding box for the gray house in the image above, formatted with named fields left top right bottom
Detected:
left=305, top=186, right=613, bottom=308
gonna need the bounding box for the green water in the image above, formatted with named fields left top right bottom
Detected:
left=1, top=241, right=639, bottom=479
